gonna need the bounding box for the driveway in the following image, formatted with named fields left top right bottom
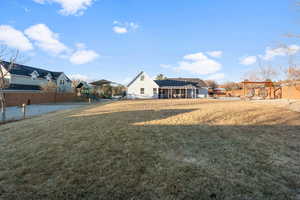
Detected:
left=1, top=103, right=90, bottom=122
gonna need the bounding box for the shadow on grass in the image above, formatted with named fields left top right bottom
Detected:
left=1, top=107, right=300, bottom=200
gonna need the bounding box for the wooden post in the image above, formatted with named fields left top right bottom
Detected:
left=243, top=82, right=246, bottom=98
left=171, top=88, right=173, bottom=99
left=22, top=103, right=26, bottom=119
left=185, top=88, right=187, bottom=99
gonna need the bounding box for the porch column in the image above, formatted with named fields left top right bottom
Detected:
left=171, top=88, right=173, bottom=99
left=185, top=88, right=187, bottom=99
left=243, top=82, right=246, bottom=98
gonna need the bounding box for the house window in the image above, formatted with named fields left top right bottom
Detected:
left=140, top=75, right=145, bottom=81
left=46, top=73, right=52, bottom=82
left=60, top=80, right=65, bottom=85
left=140, top=88, right=145, bottom=94
left=31, top=71, right=39, bottom=80
left=153, top=88, right=157, bottom=95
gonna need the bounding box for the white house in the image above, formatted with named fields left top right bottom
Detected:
left=127, top=71, right=208, bottom=99
left=0, top=61, right=72, bottom=92
left=127, top=71, right=159, bottom=99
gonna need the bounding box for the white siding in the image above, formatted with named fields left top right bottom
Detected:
left=197, top=88, right=209, bottom=98
left=56, top=73, right=73, bottom=93
left=10, top=74, right=48, bottom=86
left=8, top=73, right=72, bottom=93
left=127, top=72, right=159, bottom=99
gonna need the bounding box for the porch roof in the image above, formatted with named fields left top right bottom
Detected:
left=155, top=79, right=199, bottom=89
left=159, top=85, right=197, bottom=89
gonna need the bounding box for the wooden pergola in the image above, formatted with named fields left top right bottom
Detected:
left=242, top=81, right=274, bottom=99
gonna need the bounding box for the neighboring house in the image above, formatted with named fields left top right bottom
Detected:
left=127, top=72, right=160, bottom=99
left=75, top=81, right=95, bottom=96
left=0, top=61, right=72, bottom=92
left=212, top=88, right=226, bottom=96
left=90, top=79, right=125, bottom=98
left=127, top=71, right=208, bottom=99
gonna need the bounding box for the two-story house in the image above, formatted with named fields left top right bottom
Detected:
left=0, top=61, right=72, bottom=92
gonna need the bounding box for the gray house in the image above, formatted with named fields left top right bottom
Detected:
left=0, top=61, right=72, bottom=92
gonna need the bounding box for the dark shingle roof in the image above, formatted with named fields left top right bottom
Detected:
left=167, top=78, right=207, bottom=87
left=90, top=79, right=112, bottom=86
left=1, top=60, right=69, bottom=81
left=154, top=79, right=200, bottom=88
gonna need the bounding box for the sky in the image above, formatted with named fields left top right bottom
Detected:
left=1, top=0, right=300, bottom=84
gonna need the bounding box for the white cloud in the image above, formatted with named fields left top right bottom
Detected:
left=24, top=24, right=68, bottom=55
left=70, top=50, right=99, bottom=64
left=0, top=25, right=33, bottom=51
left=75, top=42, right=86, bottom=49
left=24, top=7, right=30, bottom=12
left=262, top=47, right=288, bottom=61
left=183, top=52, right=208, bottom=61
left=129, top=22, right=139, bottom=30
left=113, top=26, right=128, bottom=34
left=112, top=21, right=139, bottom=34
left=176, top=52, right=222, bottom=75
left=207, top=51, right=223, bottom=58
left=69, top=74, right=90, bottom=81
left=160, top=64, right=172, bottom=69
left=33, top=0, right=95, bottom=16
left=240, top=56, right=257, bottom=65
left=207, top=73, right=225, bottom=80
left=261, top=45, right=300, bottom=61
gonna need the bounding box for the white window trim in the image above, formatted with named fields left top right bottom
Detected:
left=30, top=71, right=39, bottom=80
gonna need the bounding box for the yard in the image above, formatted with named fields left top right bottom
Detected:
left=0, top=99, right=299, bottom=200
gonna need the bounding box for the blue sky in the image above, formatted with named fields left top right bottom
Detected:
left=1, top=0, right=300, bottom=83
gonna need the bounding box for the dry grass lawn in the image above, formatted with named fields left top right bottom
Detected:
left=0, top=99, right=300, bottom=200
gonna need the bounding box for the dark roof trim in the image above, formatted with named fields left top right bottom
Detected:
left=127, top=71, right=144, bottom=87
left=0, top=60, right=70, bottom=81
left=167, top=78, right=207, bottom=87
left=4, top=84, right=41, bottom=91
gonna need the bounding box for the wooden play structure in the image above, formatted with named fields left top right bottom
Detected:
left=242, top=81, right=282, bottom=100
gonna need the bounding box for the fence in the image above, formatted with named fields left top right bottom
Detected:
left=226, top=85, right=300, bottom=100
left=2, top=91, right=86, bottom=106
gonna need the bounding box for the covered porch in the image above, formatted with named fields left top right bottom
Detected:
left=158, top=85, right=198, bottom=99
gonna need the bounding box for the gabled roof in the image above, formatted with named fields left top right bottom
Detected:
left=90, top=79, right=112, bottom=86
left=0, top=60, right=70, bottom=81
left=127, top=71, right=144, bottom=87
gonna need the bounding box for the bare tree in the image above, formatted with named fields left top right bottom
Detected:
left=41, top=81, right=58, bottom=93
left=155, top=74, right=167, bottom=80
left=223, top=81, right=242, bottom=91
left=205, top=80, right=218, bottom=89
left=244, top=57, right=277, bottom=81
left=0, top=46, right=20, bottom=121
left=243, top=69, right=261, bottom=81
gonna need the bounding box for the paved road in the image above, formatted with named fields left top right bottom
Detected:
left=1, top=103, right=89, bottom=122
